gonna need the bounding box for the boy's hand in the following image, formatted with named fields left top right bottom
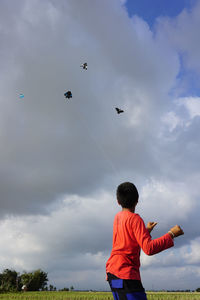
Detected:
left=169, top=225, right=184, bottom=238
left=147, top=222, right=157, bottom=233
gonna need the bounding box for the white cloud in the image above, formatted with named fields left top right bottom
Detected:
left=182, top=237, right=200, bottom=265
left=161, top=111, right=183, bottom=132
left=156, top=1, right=200, bottom=75
left=139, top=178, right=195, bottom=224
left=0, top=191, right=116, bottom=288
left=179, top=97, right=200, bottom=119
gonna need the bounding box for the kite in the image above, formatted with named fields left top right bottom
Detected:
left=80, top=63, right=88, bottom=70
left=115, top=107, right=124, bottom=114
left=19, top=93, right=24, bottom=99
left=64, top=91, right=72, bottom=99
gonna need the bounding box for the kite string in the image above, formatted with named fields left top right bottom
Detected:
left=71, top=103, right=119, bottom=176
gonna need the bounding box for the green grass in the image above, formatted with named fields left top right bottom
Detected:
left=147, top=292, right=200, bottom=300
left=0, top=291, right=200, bottom=300
left=0, top=291, right=112, bottom=300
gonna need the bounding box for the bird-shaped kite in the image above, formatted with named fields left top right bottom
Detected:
left=115, top=107, right=124, bottom=114
left=64, top=91, right=72, bottom=99
left=80, top=63, right=88, bottom=70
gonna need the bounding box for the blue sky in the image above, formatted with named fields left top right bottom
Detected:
left=125, top=0, right=200, bottom=98
left=125, top=0, right=196, bottom=27
left=1, top=0, right=200, bottom=292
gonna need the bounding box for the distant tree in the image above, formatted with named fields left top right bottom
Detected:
left=60, top=287, right=69, bottom=291
left=48, top=284, right=57, bottom=291
left=70, top=285, right=74, bottom=291
left=0, top=269, right=20, bottom=292
left=196, top=288, right=200, bottom=292
left=20, top=269, right=48, bottom=291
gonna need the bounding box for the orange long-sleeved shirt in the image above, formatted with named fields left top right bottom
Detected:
left=106, top=211, right=174, bottom=280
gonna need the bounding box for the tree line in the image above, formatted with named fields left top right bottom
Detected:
left=0, top=269, right=75, bottom=293
left=0, top=269, right=48, bottom=292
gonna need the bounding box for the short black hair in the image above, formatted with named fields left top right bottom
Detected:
left=117, top=182, right=139, bottom=208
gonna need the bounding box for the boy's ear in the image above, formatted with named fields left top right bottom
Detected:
left=117, top=199, right=120, bottom=205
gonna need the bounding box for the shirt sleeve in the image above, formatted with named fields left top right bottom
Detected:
left=132, top=214, right=174, bottom=256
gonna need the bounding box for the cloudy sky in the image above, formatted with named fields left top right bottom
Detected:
left=0, top=0, right=200, bottom=291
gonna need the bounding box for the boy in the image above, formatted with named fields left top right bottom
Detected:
left=106, top=182, right=184, bottom=300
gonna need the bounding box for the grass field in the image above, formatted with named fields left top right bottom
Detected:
left=0, top=291, right=200, bottom=300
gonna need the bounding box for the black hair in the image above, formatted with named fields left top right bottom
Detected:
left=117, top=182, right=139, bottom=208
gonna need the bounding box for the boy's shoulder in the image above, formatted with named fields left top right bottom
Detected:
left=115, top=211, right=142, bottom=221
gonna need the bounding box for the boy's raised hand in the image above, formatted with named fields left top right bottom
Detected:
left=169, top=225, right=184, bottom=238
left=147, top=222, right=157, bottom=233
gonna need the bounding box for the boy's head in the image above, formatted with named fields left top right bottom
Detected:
left=117, top=182, right=139, bottom=208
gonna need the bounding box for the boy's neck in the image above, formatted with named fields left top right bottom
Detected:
left=122, top=207, right=135, bottom=213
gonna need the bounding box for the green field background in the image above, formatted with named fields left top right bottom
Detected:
left=0, top=291, right=200, bottom=300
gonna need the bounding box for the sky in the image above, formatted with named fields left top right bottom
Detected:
left=125, top=0, right=196, bottom=27
left=0, top=0, right=200, bottom=291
